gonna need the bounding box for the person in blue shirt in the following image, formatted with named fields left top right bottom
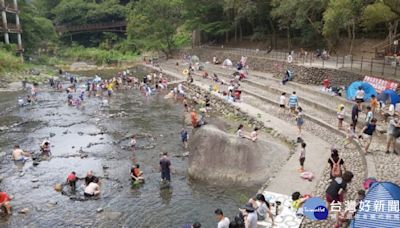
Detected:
left=180, top=128, right=188, bottom=149
left=359, top=118, right=377, bottom=154
left=288, top=91, right=298, bottom=115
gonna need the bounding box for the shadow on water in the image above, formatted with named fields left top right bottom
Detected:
left=0, top=68, right=257, bottom=227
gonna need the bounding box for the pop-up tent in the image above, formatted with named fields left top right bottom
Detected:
left=351, top=182, right=400, bottom=228
left=377, top=89, right=400, bottom=105
left=191, top=55, right=200, bottom=63
left=346, top=81, right=377, bottom=101
left=223, top=59, right=233, bottom=66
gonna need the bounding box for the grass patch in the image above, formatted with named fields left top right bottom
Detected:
left=59, top=46, right=138, bottom=65
left=0, top=48, right=25, bottom=74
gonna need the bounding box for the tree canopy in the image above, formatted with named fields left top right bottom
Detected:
left=8, top=0, right=400, bottom=55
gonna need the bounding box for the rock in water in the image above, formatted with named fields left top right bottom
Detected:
left=18, top=208, right=29, bottom=214
left=54, top=183, right=63, bottom=192
left=96, top=208, right=104, bottom=213
left=188, top=125, right=290, bottom=186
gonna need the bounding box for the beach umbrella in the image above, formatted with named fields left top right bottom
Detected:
left=346, top=81, right=377, bottom=101
left=351, top=182, right=400, bottom=228
left=378, top=89, right=400, bottom=105
left=223, top=59, right=233, bottom=66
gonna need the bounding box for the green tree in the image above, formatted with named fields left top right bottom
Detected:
left=127, top=0, right=187, bottom=58
left=183, top=0, right=228, bottom=43
left=272, top=0, right=327, bottom=49
left=19, top=0, right=57, bottom=53
left=33, top=0, right=62, bottom=19
left=323, top=0, right=363, bottom=54
left=363, top=1, right=400, bottom=44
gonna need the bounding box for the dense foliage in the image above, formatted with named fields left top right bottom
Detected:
left=8, top=0, right=400, bottom=57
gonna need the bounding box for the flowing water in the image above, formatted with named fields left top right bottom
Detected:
left=0, top=69, right=256, bottom=227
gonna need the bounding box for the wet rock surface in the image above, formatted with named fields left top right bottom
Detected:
left=188, top=125, right=290, bottom=185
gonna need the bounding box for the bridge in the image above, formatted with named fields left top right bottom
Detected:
left=55, top=21, right=127, bottom=35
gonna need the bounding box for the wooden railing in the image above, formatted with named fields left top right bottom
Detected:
left=0, top=2, right=18, bottom=13
left=373, top=34, right=400, bottom=58
left=0, top=23, right=21, bottom=33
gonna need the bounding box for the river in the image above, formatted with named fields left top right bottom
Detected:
left=0, top=68, right=256, bottom=227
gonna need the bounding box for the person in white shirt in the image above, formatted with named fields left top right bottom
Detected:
left=237, top=124, right=245, bottom=138
left=279, top=92, right=286, bottom=113
left=337, top=105, right=345, bottom=130
left=214, top=209, right=229, bottom=228
left=355, top=87, right=365, bottom=104
left=84, top=178, right=100, bottom=197
left=365, top=106, right=373, bottom=125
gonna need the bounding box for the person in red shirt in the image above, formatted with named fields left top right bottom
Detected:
left=323, top=79, right=330, bottom=91
left=130, top=164, right=144, bottom=183
left=190, top=110, right=198, bottom=128
left=67, top=171, right=77, bottom=191
left=0, top=192, right=12, bottom=214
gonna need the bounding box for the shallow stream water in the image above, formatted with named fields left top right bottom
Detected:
left=0, top=69, right=256, bottom=227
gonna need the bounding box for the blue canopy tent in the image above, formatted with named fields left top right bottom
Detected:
left=346, top=81, right=377, bottom=101
left=377, top=89, right=400, bottom=105
left=351, top=182, right=400, bottom=228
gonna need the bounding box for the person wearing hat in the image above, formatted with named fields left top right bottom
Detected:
left=239, top=203, right=258, bottom=228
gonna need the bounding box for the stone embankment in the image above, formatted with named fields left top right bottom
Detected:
left=178, top=48, right=364, bottom=87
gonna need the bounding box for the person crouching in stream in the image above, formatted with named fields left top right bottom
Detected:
left=84, top=177, right=101, bottom=197
left=40, top=140, right=51, bottom=157
left=131, top=164, right=145, bottom=184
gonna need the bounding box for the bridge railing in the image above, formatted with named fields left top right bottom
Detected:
left=56, top=21, right=127, bottom=33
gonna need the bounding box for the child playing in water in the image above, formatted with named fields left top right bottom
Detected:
left=131, top=164, right=145, bottom=183
left=130, top=135, right=136, bottom=152
left=180, top=128, right=188, bottom=149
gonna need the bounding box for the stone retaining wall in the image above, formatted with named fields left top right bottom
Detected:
left=177, top=48, right=365, bottom=87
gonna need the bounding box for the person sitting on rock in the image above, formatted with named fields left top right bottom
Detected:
left=250, top=128, right=259, bottom=142
left=84, top=177, right=100, bottom=197
left=291, top=191, right=310, bottom=211
left=130, top=164, right=145, bottom=183
left=0, top=191, right=12, bottom=215
left=237, top=124, right=246, bottom=138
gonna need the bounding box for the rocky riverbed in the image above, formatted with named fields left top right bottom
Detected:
left=0, top=68, right=256, bottom=227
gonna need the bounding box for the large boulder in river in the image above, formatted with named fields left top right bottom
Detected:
left=188, top=125, right=290, bottom=186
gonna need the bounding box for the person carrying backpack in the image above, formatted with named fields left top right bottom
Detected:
left=328, top=149, right=346, bottom=179
left=386, top=117, right=400, bottom=154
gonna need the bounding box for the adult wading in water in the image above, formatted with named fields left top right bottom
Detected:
left=160, top=152, right=171, bottom=182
